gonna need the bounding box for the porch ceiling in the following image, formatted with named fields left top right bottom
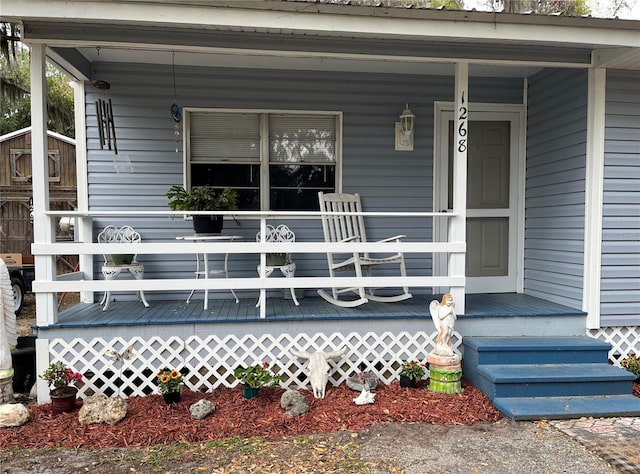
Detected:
left=6, top=1, right=639, bottom=79
left=35, top=22, right=590, bottom=80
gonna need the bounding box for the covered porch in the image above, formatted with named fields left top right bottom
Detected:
left=5, top=0, right=638, bottom=407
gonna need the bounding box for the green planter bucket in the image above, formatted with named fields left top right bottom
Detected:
left=428, top=367, right=462, bottom=394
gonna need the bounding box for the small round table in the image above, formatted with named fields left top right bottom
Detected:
left=176, top=234, right=242, bottom=310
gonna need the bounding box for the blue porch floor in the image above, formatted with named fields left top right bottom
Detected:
left=42, top=293, right=585, bottom=330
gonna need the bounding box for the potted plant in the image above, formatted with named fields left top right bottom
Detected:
left=167, top=185, right=239, bottom=234
left=233, top=361, right=281, bottom=399
left=40, top=362, right=83, bottom=415
left=155, top=367, right=185, bottom=404
left=621, top=353, right=640, bottom=381
left=399, top=360, right=426, bottom=388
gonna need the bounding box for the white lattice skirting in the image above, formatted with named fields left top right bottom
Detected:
left=44, top=331, right=462, bottom=399
left=588, top=326, right=640, bottom=366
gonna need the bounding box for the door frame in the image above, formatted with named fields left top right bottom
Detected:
left=433, top=102, right=526, bottom=294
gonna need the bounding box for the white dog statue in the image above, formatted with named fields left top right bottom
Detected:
left=290, top=347, right=346, bottom=399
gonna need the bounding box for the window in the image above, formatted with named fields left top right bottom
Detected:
left=186, top=110, right=340, bottom=211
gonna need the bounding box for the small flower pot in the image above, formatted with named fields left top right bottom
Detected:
left=266, top=253, right=287, bottom=266
left=399, top=375, right=417, bottom=388
left=242, top=386, right=260, bottom=399
left=163, top=391, right=181, bottom=404
left=111, top=254, right=134, bottom=265
left=50, top=388, right=78, bottom=415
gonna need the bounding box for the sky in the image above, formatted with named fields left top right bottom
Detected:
left=461, top=0, right=640, bottom=19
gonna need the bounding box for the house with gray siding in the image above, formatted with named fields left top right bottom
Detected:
left=2, top=0, right=638, bottom=418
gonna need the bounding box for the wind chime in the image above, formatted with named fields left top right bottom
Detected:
left=94, top=78, right=118, bottom=154
left=171, top=51, right=182, bottom=153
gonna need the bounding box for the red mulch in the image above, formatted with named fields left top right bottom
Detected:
left=0, top=380, right=502, bottom=449
left=633, top=382, right=640, bottom=398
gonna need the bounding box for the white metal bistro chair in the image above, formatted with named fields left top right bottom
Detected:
left=97, top=225, right=149, bottom=311
left=256, top=224, right=300, bottom=306
left=317, top=192, right=412, bottom=307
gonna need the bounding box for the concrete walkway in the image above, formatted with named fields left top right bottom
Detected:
left=550, top=417, right=640, bottom=473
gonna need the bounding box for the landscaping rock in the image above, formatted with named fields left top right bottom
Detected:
left=280, top=389, right=309, bottom=416
left=190, top=399, right=216, bottom=420
left=79, top=394, right=127, bottom=425
left=346, top=371, right=378, bottom=391
left=0, top=403, right=29, bottom=427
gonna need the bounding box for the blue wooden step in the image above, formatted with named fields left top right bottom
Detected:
left=476, top=363, right=635, bottom=398
left=461, top=336, right=639, bottom=419
left=463, top=336, right=610, bottom=366
left=493, top=395, right=640, bottom=420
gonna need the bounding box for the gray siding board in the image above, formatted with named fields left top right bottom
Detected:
left=526, top=216, right=584, bottom=229
left=526, top=259, right=583, bottom=276
left=601, top=278, right=640, bottom=290
left=526, top=168, right=587, bottom=188
left=525, top=228, right=584, bottom=240
left=526, top=239, right=586, bottom=252
left=526, top=193, right=584, bottom=208
left=526, top=181, right=584, bottom=198
left=524, top=68, right=587, bottom=309
left=604, top=191, right=640, bottom=204
left=603, top=217, right=640, bottom=229
left=526, top=285, right=583, bottom=303
left=601, top=254, right=640, bottom=265
left=85, top=62, right=522, bottom=298
left=601, top=67, right=640, bottom=334
left=524, top=249, right=583, bottom=265
left=525, top=156, right=585, bottom=178
left=601, top=302, right=640, bottom=315
left=526, top=204, right=584, bottom=218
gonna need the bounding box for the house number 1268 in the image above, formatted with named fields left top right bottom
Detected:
left=457, top=92, right=468, bottom=153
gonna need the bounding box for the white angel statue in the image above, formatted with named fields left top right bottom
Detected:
left=429, top=293, right=456, bottom=356
left=0, top=259, right=17, bottom=380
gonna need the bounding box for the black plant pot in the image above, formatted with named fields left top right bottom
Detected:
left=399, top=375, right=417, bottom=388
left=11, top=336, right=37, bottom=393
left=163, top=391, right=181, bottom=404
left=193, top=215, right=223, bottom=234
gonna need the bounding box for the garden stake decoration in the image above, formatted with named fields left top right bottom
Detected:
left=105, top=345, right=134, bottom=397
left=427, top=294, right=462, bottom=394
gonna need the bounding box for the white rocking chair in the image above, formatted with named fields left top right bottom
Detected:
left=317, top=192, right=412, bottom=307
left=97, top=225, right=150, bottom=311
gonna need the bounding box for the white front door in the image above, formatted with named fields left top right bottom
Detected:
left=434, top=103, right=524, bottom=293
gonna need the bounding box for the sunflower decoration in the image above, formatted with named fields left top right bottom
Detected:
left=155, top=368, right=185, bottom=394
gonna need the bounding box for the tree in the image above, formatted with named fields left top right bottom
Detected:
left=485, top=0, right=590, bottom=14
left=588, top=0, right=635, bottom=18
left=430, top=0, right=466, bottom=9
left=0, top=22, right=74, bottom=137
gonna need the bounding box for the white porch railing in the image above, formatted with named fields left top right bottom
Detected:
left=32, top=210, right=466, bottom=322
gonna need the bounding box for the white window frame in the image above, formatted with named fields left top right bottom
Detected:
left=184, top=108, right=343, bottom=213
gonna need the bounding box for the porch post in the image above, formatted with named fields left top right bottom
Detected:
left=584, top=68, right=606, bottom=330
left=72, top=80, right=95, bottom=304
left=449, top=62, right=468, bottom=314
left=29, top=43, right=58, bottom=325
